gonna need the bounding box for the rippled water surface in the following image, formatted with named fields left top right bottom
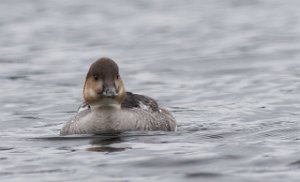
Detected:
left=1, top=0, right=300, bottom=181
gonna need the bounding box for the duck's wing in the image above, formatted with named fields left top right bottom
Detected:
left=60, top=102, right=91, bottom=135
left=121, top=92, right=160, bottom=112
left=69, top=102, right=91, bottom=121
left=76, top=102, right=91, bottom=114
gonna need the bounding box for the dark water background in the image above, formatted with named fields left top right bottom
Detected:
left=1, top=0, right=300, bottom=181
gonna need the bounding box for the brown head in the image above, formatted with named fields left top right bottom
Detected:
left=83, top=57, right=126, bottom=107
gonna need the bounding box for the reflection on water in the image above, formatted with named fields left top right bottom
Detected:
left=87, top=138, right=129, bottom=153
left=1, top=0, right=300, bottom=181
left=87, top=136, right=129, bottom=153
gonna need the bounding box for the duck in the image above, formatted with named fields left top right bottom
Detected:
left=60, top=57, right=177, bottom=135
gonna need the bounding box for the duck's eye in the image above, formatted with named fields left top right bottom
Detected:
left=93, top=75, right=98, bottom=81
left=116, top=74, right=120, bottom=79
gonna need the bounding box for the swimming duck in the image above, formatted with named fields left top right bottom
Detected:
left=60, top=57, right=177, bottom=135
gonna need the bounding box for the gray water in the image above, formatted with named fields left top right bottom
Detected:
left=1, top=0, right=300, bottom=181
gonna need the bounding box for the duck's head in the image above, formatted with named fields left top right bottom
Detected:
left=83, top=57, right=126, bottom=108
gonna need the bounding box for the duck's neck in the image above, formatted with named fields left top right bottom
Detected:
left=90, top=103, right=121, bottom=111
left=86, top=97, right=123, bottom=110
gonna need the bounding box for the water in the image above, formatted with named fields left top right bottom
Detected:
left=1, top=0, right=300, bottom=181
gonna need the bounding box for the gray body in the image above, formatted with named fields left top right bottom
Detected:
left=60, top=103, right=176, bottom=135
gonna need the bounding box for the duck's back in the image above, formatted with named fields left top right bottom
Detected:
left=122, top=92, right=159, bottom=111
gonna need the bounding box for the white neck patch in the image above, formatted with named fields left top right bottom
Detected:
left=90, top=98, right=121, bottom=110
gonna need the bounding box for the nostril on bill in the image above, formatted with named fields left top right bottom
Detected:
left=103, top=87, right=117, bottom=97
